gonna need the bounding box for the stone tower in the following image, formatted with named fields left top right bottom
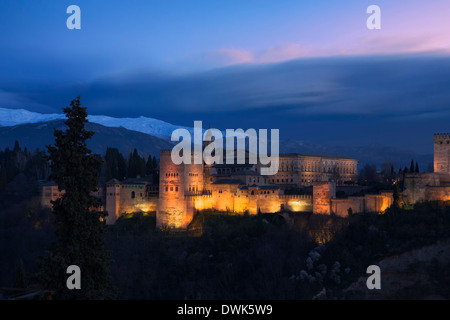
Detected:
left=105, top=179, right=121, bottom=225
left=156, top=150, right=191, bottom=230
left=434, top=133, right=450, bottom=173
left=313, top=182, right=336, bottom=215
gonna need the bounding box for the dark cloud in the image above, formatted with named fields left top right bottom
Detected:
left=1, top=54, right=450, bottom=153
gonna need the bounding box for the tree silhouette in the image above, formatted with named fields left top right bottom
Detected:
left=38, top=96, right=115, bottom=299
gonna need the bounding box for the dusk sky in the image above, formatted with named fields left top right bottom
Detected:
left=1, top=0, right=450, bottom=153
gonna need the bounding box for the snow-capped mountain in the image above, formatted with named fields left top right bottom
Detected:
left=0, top=107, right=192, bottom=138
left=0, top=107, right=433, bottom=169
left=0, top=108, right=63, bottom=127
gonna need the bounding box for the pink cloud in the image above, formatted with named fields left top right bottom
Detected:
left=207, top=49, right=254, bottom=66
left=209, top=32, right=450, bottom=69
left=257, top=43, right=306, bottom=63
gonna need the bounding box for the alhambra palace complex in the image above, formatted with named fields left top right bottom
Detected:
left=41, top=134, right=450, bottom=229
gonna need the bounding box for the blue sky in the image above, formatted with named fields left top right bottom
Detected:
left=0, top=0, right=450, bottom=153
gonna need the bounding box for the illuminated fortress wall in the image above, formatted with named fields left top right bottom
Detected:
left=331, top=197, right=365, bottom=218
left=402, top=134, right=450, bottom=206
left=330, top=192, right=393, bottom=218
left=364, top=192, right=394, bottom=213
left=43, top=145, right=404, bottom=229
left=187, top=193, right=313, bottom=215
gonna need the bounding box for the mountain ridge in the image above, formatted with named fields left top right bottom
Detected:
left=0, top=107, right=433, bottom=169
left=0, top=119, right=174, bottom=158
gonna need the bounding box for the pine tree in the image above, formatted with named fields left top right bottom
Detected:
left=152, top=155, right=157, bottom=171
left=0, top=167, right=6, bottom=192
left=117, top=152, right=126, bottom=180
left=38, top=96, right=115, bottom=299
left=146, top=155, right=153, bottom=176
left=415, top=162, right=419, bottom=173
left=127, top=152, right=135, bottom=178
left=14, top=140, right=20, bottom=153
left=410, top=160, right=415, bottom=173
left=127, top=149, right=146, bottom=178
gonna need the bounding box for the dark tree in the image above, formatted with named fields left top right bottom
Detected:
left=127, top=148, right=146, bottom=178
left=0, top=167, right=6, bottom=192
left=410, top=160, right=415, bottom=173
left=359, top=164, right=377, bottom=185
left=146, top=155, right=154, bottom=176
left=152, top=155, right=157, bottom=168
left=13, top=259, right=27, bottom=289
left=13, top=140, right=20, bottom=153
left=415, top=162, right=419, bottom=173
left=105, top=147, right=127, bottom=181
left=38, top=96, right=115, bottom=299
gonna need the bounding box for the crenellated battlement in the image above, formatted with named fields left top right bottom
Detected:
left=434, top=133, right=450, bottom=140
left=185, top=194, right=213, bottom=199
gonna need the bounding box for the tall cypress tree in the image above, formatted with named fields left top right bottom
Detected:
left=38, top=96, right=115, bottom=299
left=127, top=148, right=146, bottom=178
left=152, top=155, right=157, bottom=171
left=146, top=155, right=154, bottom=176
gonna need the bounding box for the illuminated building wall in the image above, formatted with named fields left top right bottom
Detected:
left=185, top=153, right=204, bottom=195
left=268, top=154, right=358, bottom=187
left=156, top=150, right=191, bottom=230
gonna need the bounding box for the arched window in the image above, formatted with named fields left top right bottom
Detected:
left=131, top=191, right=135, bottom=199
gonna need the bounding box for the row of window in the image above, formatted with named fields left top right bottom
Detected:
left=279, top=166, right=356, bottom=174
left=165, top=172, right=179, bottom=177
left=164, top=186, right=179, bottom=192
left=130, top=191, right=144, bottom=199
left=121, top=185, right=144, bottom=189
left=165, top=172, right=202, bottom=177
left=271, top=178, right=295, bottom=183
left=216, top=167, right=252, bottom=174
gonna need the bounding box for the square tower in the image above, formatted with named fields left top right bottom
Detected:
left=313, top=182, right=336, bottom=215
left=434, top=134, right=450, bottom=173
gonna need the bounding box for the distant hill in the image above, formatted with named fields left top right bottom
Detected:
left=0, top=107, right=433, bottom=170
left=0, top=120, right=174, bottom=158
